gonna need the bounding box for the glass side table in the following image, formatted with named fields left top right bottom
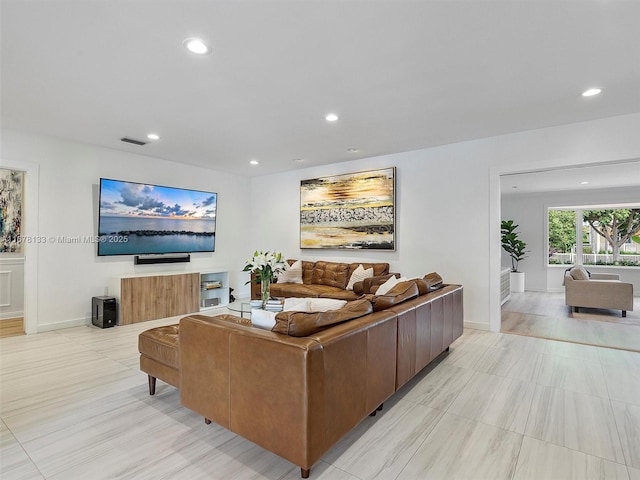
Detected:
left=227, top=299, right=253, bottom=319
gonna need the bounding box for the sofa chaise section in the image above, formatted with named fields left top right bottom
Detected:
left=178, top=310, right=398, bottom=479
left=174, top=283, right=463, bottom=478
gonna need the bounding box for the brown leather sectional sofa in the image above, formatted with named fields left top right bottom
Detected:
left=268, top=260, right=391, bottom=300
left=177, top=283, right=463, bottom=478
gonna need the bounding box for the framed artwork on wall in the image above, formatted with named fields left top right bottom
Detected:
left=0, top=168, right=24, bottom=253
left=300, top=167, right=395, bottom=250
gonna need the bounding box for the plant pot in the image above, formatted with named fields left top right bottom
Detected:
left=510, top=272, right=525, bottom=293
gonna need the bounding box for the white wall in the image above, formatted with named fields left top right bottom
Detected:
left=3, top=113, right=640, bottom=332
left=250, top=113, right=640, bottom=331
left=247, top=148, right=489, bottom=330
left=1, top=130, right=253, bottom=331
left=502, top=186, right=640, bottom=293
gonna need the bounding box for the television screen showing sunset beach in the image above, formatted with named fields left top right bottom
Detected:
left=97, top=178, right=217, bottom=255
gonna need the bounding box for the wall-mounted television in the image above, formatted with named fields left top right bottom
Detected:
left=97, top=178, right=217, bottom=256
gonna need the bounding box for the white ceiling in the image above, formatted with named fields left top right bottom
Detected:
left=2, top=1, right=640, bottom=178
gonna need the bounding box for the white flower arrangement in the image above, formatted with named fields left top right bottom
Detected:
left=243, top=250, right=286, bottom=283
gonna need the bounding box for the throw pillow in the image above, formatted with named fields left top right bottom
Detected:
left=277, top=260, right=303, bottom=284
left=376, top=275, right=408, bottom=295
left=307, top=298, right=348, bottom=312
left=283, top=297, right=311, bottom=312
left=423, top=272, right=444, bottom=291
left=251, top=309, right=277, bottom=330
left=371, top=281, right=419, bottom=311
left=346, top=264, right=374, bottom=290
left=570, top=265, right=590, bottom=281
left=411, top=277, right=430, bottom=296
left=272, top=298, right=373, bottom=336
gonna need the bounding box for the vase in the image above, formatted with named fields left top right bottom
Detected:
left=261, top=277, right=271, bottom=308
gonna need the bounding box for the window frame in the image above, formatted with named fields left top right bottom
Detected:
left=547, top=204, right=640, bottom=268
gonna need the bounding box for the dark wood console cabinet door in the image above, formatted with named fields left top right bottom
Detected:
left=442, top=293, right=454, bottom=347
left=120, top=273, right=199, bottom=324
left=452, top=288, right=464, bottom=339
left=429, top=297, right=444, bottom=360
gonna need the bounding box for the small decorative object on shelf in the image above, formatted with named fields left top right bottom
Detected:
left=243, top=250, right=286, bottom=308
left=202, top=280, right=222, bottom=290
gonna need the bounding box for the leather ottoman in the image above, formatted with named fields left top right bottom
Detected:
left=138, top=324, right=180, bottom=395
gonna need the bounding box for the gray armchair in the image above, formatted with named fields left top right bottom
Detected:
left=564, top=266, right=634, bottom=317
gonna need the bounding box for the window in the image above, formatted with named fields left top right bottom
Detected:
left=548, top=206, right=640, bottom=267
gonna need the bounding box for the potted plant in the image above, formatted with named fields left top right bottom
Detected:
left=501, top=220, right=528, bottom=292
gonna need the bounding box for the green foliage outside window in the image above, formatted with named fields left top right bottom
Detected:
left=583, top=209, right=640, bottom=262
left=548, top=210, right=576, bottom=253
left=548, top=207, right=640, bottom=266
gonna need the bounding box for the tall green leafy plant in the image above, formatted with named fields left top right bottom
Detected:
left=501, top=220, right=528, bottom=272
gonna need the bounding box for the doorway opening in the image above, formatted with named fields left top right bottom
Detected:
left=497, top=160, right=640, bottom=351
left=0, top=160, right=39, bottom=335
left=0, top=168, right=25, bottom=337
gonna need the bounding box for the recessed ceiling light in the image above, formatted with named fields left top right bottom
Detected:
left=183, top=38, right=212, bottom=55
left=511, top=186, right=518, bottom=189
left=147, top=133, right=160, bottom=140
left=582, top=88, right=602, bottom=97
left=580, top=181, right=589, bottom=185
left=347, top=148, right=359, bottom=153
left=292, top=158, right=304, bottom=163
left=249, top=159, right=259, bottom=165
left=325, top=113, right=339, bottom=122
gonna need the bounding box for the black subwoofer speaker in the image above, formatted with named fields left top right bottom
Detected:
left=92, top=296, right=117, bottom=328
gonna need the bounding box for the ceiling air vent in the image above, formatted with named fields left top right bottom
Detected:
left=120, top=137, right=147, bottom=146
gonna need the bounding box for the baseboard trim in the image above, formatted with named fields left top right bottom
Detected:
left=464, top=321, right=490, bottom=331
left=0, top=311, right=24, bottom=320
left=37, top=316, right=90, bottom=332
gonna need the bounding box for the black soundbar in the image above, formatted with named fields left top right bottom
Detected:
left=134, top=254, right=191, bottom=265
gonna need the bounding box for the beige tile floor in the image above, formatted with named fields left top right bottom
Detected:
left=502, top=292, right=640, bottom=352
left=1, top=319, right=640, bottom=480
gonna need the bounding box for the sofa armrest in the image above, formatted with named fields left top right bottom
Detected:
left=565, top=279, right=633, bottom=311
